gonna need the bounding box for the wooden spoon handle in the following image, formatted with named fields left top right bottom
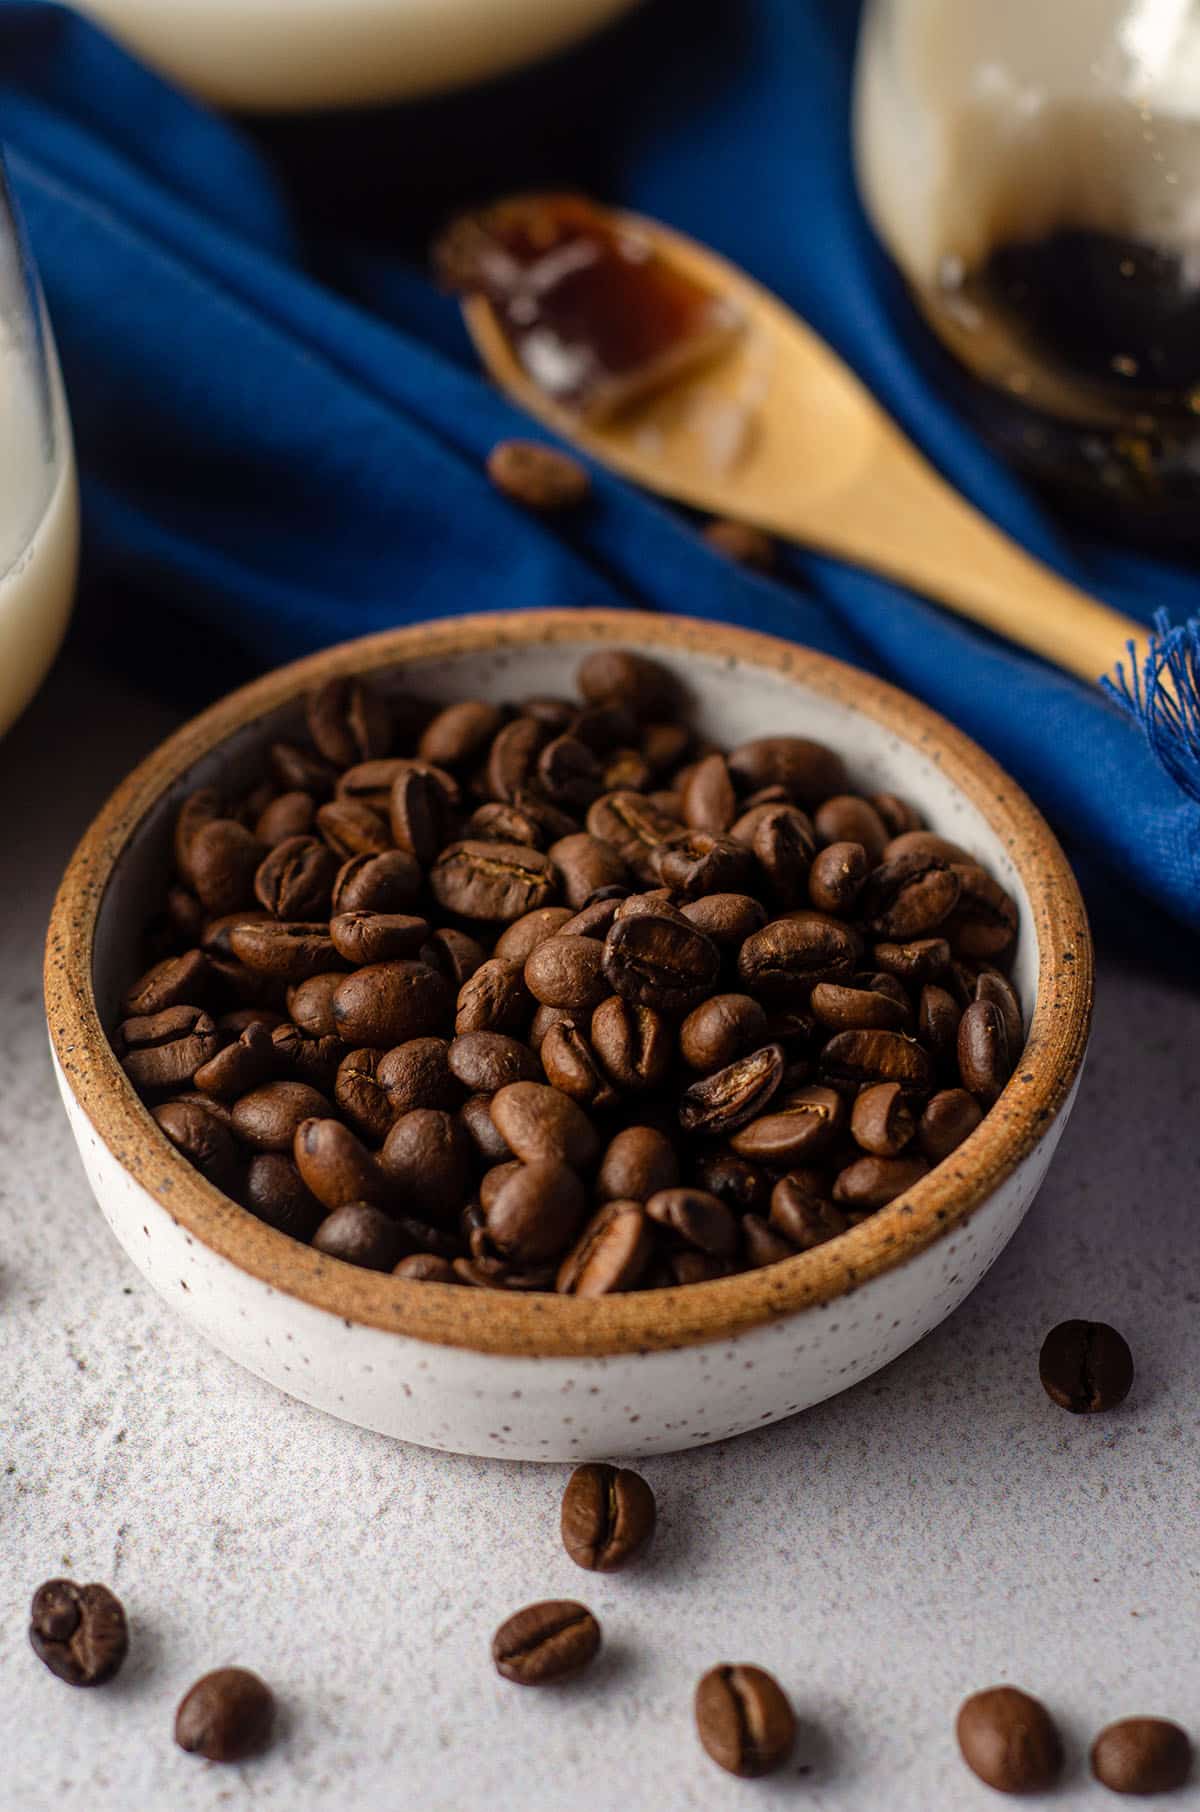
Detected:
left=802, top=426, right=1148, bottom=685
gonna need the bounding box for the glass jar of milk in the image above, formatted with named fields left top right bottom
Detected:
left=0, top=160, right=78, bottom=740
left=854, top=0, right=1200, bottom=537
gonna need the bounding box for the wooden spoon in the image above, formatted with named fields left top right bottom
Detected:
left=462, top=204, right=1149, bottom=684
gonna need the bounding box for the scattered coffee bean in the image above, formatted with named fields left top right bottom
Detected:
left=956, top=1686, right=1063, bottom=1794
left=175, top=1667, right=275, bottom=1762
left=561, top=1463, right=656, bottom=1570
left=1091, top=1718, right=1192, bottom=1795
left=702, top=518, right=777, bottom=571
left=29, top=1580, right=128, bottom=1686
left=1039, top=1320, right=1134, bottom=1414
left=486, top=439, right=591, bottom=511
left=492, top=1601, right=601, bottom=1685
left=694, top=1664, right=797, bottom=1777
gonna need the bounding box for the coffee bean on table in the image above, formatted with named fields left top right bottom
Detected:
left=955, top=1686, right=1063, bottom=1794
left=492, top=1601, right=601, bottom=1685
left=29, top=1580, right=128, bottom=1686
left=175, top=1666, right=276, bottom=1762
left=1039, top=1320, right=1134, bottom=1413
left=561, top=1463, right=656, bottom=1570
left=486, top=439, right=591, bottom=511
left=1091, top=1718, right=1192, bottom=1795
left=694, top=1664, right=797, bottom=1777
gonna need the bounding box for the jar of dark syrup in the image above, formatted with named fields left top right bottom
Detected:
left=854, top=0, right=1200, bottom=541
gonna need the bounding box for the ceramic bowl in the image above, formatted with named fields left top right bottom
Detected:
left=46, top=610, right=1092, bottom=1460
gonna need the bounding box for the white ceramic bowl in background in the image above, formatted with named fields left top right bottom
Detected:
left=73, top=0, right=646, bottom=113
left=46, top=611, right=1092, bottom=1459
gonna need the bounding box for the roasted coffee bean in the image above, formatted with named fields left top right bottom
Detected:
left=479, top=1160, right=522, bottom=1211
left=118, top=1006, right=221, bottom=1092
left=307, top=675, right=390, bottom=768
left=614, top=888, right=685, bottom=922
left=678, top=1044, right=784, bottom=1139
left=601, top=911, right=719, bottom=1017
left=228, top=920, right=339, bottom=981
left=734, top=804, right=816, bottom=907
left=487, top=438, right=591, bottom=510
left=956, top=1686, right=1063, bottom=1794
left=175, top=1667, right=276, bottom=1762
left=524, top=935, right=608, bottom=1011
left=388, top=763, right=450, bottom=867
left=332, top=960, right=451, bottom=1048
left=680, top=892, right=767, bottom=947
left=809, top=980, right=908, bottom=1033
left=243, top=1153, right=325, bottom=1240
left=270, top=1022, right=346, bottom=1091
left=453, top=1254, right=557, bottom=1290
left=492, top=1600, right=601, bottom=1686
left=485, top=716, right=545, bottom=802
left=808, top=840, right=868, bottom=915
left=577, top=649, right=679, bottom=720
left=285, top=972, right=343, bottom=1039
left=957, top=998, right=1010, bottom=1105
left=770, top=1177, right=848, bottom=1249
left=679, top=994, right=769, bottom=1073
left=874, top=937, right=951, bottom=985
left=494, top=907, right=575, bottom=963
left=821, top=1028, right=933, bottom=1092
left=1091, top=1718, right=1192, bottom=1795
left=123, top=949, right=212, bottom=1018
left=419, top=699, right=504, bottom=768
left=455, top=957, right=532, bottom=1035
left=742, top=1214, right=797, bottom=1267
left=334, top=1049, right=397, bottom=1142
left=233, top=1080, right=331, bottom=1151
left=646, top=1187, right=738, bottom=1257
left=1039, top=1320, right=1134, bottom=1414
left=187, top=819, right=265, bottom=915
left=29, top=1580, right=128, bottom=1687
left=976, top=969, right=1024, bottom=1058
left=255, top=790, right=315, bottom=846
left=833, top=1152, right=929, bottom=1210
left=489, top=1082, right=599, bottom=1170
left=529, top=1003, right=589, bottom=1053
left=860, top=849, right=960, bottom=940
left=201, top=911, right=272, bottom=959
left=418, top=929, right=485, bottom=993
left=703, top=518, right=776, bottom=571
left=448, top=1032, right=540, bottom=1094
left=269, top=740, right=337, bottom=798
left=654, top=831, right=753, bottom=900
left=872, top=792, right=922, bottom=837
left=153, top=1099, right=240, bottom=1189
left=944, top=864, right=1019, bottom=959
left=467, top=800, right=543, bottom=847
left=591, top=996, right=672, bottom=1092
left=294, top=1118, right=392, bottom=1210
left=918, top=984, right=962, bottom=1074
left=557, top=1200, right=653, bottom=1294
left=174, top=787, right=223, bottom=882
left=536, top=734, right=602, bottom=809
left=695, top=1151, right=772, bottom=1215
left=381, top=1110, right=473, bottom=1219
left=729, top=1084, right=845, bottom=1164
left=850, top=1082, right=915, bottom=1157
left=371, top=1038, right=459, bottom=1119
left=586, top=790, right=682, bottom=882
left=431, top=840, right=557, bottom=922
left=540, top=1022, right=615, bottom=1109
left=885, top=828, right=970, bottom=866
left=394, top=1253, right=460, bottom=1283
left=667, top=1251, right=730, bottom=1285
left=641, top=720, right=691, bottom=775
left=814, top=794, right=888, bottom=860
left=328, top=910, right=430, bottom=966
left=694, top=1664, right=797, bottom=1778
left=548, top=832, right=627, bottom=908
left=313, top=1200, right=404, bottom=1268
left=332, top=849, right=421, bottom=915
left=316, top=798, right=392, bottom=861
left=484, top=1160, right=586, bottom=1263
left=459, top=1093, right=512, bottom=1163
left=728, top=734, right=846, bottom=805
left=254, top=835, right=338, bottom=920
left=596, top=1126, right=679, bottom=1203
left=681, top=752, right=736, bottom=832
left=738, top=913, right=859, bottom=1003
left=192, top=1021, right=276, bottom=1101
left=561, top=1463, right=656, bottom=1571
left=917, top=1088, right=982, bottom=1161
left=165, top=884, right=205, bottom=946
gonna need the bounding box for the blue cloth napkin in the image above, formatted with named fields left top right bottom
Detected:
left=2, top=0, right=1198, bottom=935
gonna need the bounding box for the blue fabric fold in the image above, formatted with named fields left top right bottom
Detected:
left=2, top=0, right=1198, bottom=933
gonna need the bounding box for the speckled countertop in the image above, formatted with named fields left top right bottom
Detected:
left=2, top=655, right=1197, bottom=1812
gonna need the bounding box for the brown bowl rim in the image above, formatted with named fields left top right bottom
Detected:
left=45, top=609, right=1092, bottom=1357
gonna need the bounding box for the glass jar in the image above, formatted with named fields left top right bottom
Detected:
left=853, top=0, right=1200, bottom=538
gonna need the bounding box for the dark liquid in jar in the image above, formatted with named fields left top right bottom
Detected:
left=923, top=226, right=1200, bottom=539
left=435, top=193, right=740, bottom=420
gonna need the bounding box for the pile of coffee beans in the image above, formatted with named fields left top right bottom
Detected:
left=114, top=648, right=1025, bottom=1291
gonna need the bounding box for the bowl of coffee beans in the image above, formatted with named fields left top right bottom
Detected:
left=46, top=610, right=1091, bottom=1458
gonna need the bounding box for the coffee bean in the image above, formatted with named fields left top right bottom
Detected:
left=694, top=1664, right=796, bottom=1778
left=270, top=1022, right=346, bottom=1091
left=602, top=911, right=719, bottom=1017
left=232, top=1080, right=331, bottom=1151
left=285, top=972, right=342, bottom=1040
left=540, top=1022, right=615, bottom=1109
left=916, top=983, right=961, bottom=1074
left=734, top=803, right=816, bottom=907
left=328, top=910, right=430, bottom=967
left=431, top=840, right=557, bottom=922
left=485, top=1161, right=586, bottom=1263
left=957, top=998, right=1010, bottom=1105
left=884, top=828, right=969, bottom=865
left=557, top=1200, right=653, bottom=1294
left=419, top=700, right=504, bottom=768
left=738, top=913, right=860, bottom=1003
left=192, top=1021, right=276, bottom=1102
left=187, top=819, right=266, bottom=916
left=316, top=798, right=392, bottom=861
left=850, top=1082, right=915, bottom=1156
left=944, top=864, right=1019, bottom=959
left=1091, top=1718, right=1192, bottom=1795
left=809, top=980, right=908, bottom=1033
left=728, top=733, right=846, bottom=805
left=228, top=920, right=339, bottom=981
left=524, top=934, right=608, bottom=1011
left=118, top=1005, right=221, bottom=1092
left=956, top=1686, right=1063, bottom=1794
left=244, top=1153, right=325, bottom=1239
left=860, top=848, right=960, bottom=940
left=729, top=1084, right=846, bottom=1164
left=454, top=957, right=532, bottom=1036
left=494, top=908, right=575, bottom=963
left=384, top=766, right=441, bottom=866
left=703, top=518, right=776, bottom=571
left=254, top=835, right=338, bottom=920
left=394, top=1253, right=460, bottom=1283
left=646, top=1187, right=738, bottom=1257
left=332, top=849, right=421, bottom=915
left=492, top=1600, right=601, bottom=1685
left=1039, top=1320, right=1133, bottom=1413
left=654, top=831, right=753, bottom=900
left=976, top=968, right=1024, bottom=1057
left=742, top=1214, right=797, bottom=1266
left=591, top=996, right=672, bottom=1092
left=447, top=1032, right=540, bottom=1094
left=29, top=1580, right=128, bottom=1687
left=123, top=949, right=212, bottom=1017
left=487, top=438, right=591, bottom=510
left=821, top=1028, right=933, bottom=1092
left=312, top=1202, right=403, bottom=1269
left=577, top=649, right=680, bottom=720
left=307, top=675, right=390, bottom=769
left=459, top=1093, right=512, bottom=1163
left=695, top=1151, right=772, bottom=1216
left=269, top=740, right=337, bottom=798
left=586, top=791, right=682, bottom=882
left=485, top=717, right=547, bottom=802
left=154, top=1099, right=240, bottom=1189
left=809, top=840, right=868, bottom=915
left=680, top=891, right=767, bottom=947
left=548, top=832, right=627, bottom=908
left=814, top=794, right=888, bottom=860
left=294, top=1117, right=392, bottom=1211
left=333, top=960, right=451, bottom=1047
left=681, top=752, right=736, bottom=833
left=874, top=937, right=951, bottom=985
left=256, top=790, right=315, bottom=846
left=833, top=1153, right=929, bottom=1210
left=380, top=1110, right=473, bottom=1219
left=175, top=1667, right=276, bottom=1762
left=678, top=1044, right=785, bottom=1138
left=596, top=1126, right=679, bottom=1203
left=917, top=1087, right=980, bottom=1161
left=770, top=1177, right=848, bottom=1249
left=490, top=1082, right=599, bottom=1170
left=561, top=1463, right=656, bottom=1571
left=537, top=735, right=603, bottom=810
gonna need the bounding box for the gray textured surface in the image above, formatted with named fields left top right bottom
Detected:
left=2, top=655, right=1197, bottom=1811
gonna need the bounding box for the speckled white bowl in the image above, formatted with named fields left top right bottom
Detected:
left=46, top=611, right=1092, bottom=1459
